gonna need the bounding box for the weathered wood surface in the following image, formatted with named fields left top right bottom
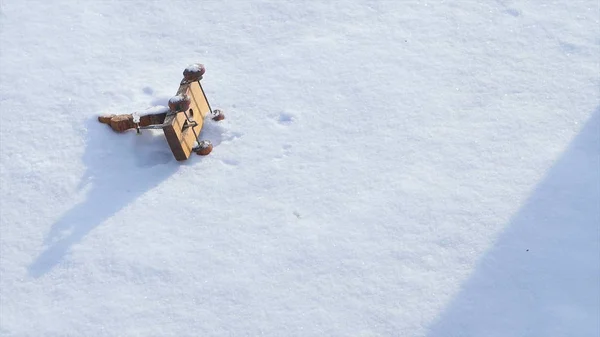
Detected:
left=161, top=80, right=211, bottom=160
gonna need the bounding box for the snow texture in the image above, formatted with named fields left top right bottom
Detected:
left=185, top=63, right=205, bottom=73
left=0, top=0, right=598, bottom=336
left=136, top=105, right=170, bottom=117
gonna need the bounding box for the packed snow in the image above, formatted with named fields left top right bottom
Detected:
left=134, top=105, right=170, bottom=118
left=0, top=0, right=598, bottom=336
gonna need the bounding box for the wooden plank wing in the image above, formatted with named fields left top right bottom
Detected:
left=163, top=112, right=197, bottom=161
left=162, top=81, right=211, bottom=161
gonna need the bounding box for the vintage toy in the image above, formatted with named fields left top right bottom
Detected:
left=98, top=63, right=224, bottom=160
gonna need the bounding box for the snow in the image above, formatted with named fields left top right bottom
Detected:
left=184, top=63, right=204, bottom=73
left=135, top=105, right=170, bottom=117
left=0, top=0, right=598, bottom=336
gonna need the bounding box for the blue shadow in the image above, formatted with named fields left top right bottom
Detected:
left=28, top=117, right=179, bottom=277
left=427, top=107, right=600, bottom=336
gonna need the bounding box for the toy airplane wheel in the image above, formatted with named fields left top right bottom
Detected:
left=195, top=140, right=213, bottom=156
left=211, top=109, right=225, bottom=121
left=183, top=63, right=205, bottom=82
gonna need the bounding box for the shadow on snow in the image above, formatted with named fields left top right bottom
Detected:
left=28, top=117, right=179, bottom=278
left=427, top=107, right=600, bottom=336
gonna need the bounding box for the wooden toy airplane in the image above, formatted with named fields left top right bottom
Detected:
left=98, top=63, right=225, bottom=160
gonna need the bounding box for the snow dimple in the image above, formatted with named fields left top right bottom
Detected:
left=142, top=86, right=154, bottom=95
left=505, top=8, right=520, bottom=17
left=274, top=144, right=292, bottom=161
left=221, top=158, right=240, bottom=166
left=559, top=41, right=579, bottom=55
left=277, top=112, right=296, bottom=124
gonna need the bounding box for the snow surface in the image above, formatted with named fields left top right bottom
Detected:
left=1, top=0, right=598, bottom=336
left=135, top=105, right=170, bottom=117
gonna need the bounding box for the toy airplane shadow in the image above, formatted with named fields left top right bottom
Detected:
left=27, top=63, right=226, bottom=277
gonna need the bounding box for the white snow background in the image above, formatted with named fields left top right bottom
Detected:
left=1, top=0, right=598, bottom=336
